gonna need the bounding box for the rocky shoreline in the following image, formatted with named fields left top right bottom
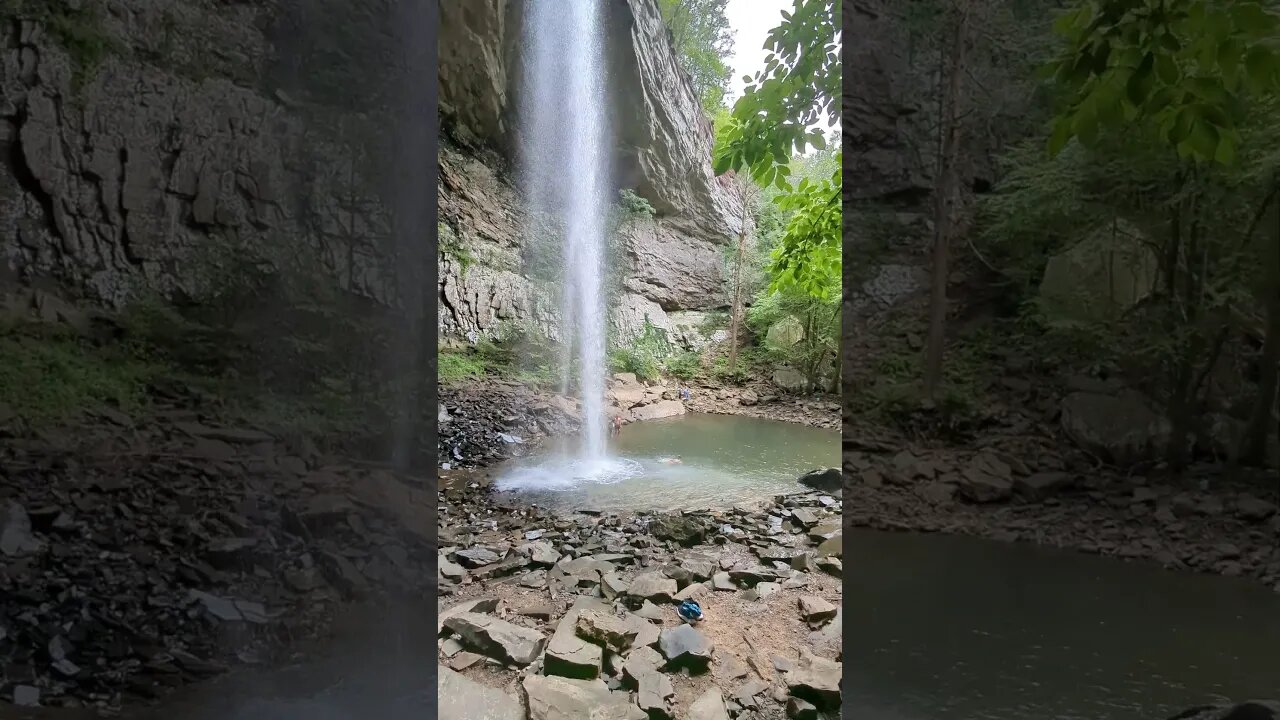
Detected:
left=841, top=440, right=1280, bottom=593
left=437, top=479, right=843, bottom=720
left=439, top=375, right=839, bottom=469
left=0, top=406, right=436, bottom=713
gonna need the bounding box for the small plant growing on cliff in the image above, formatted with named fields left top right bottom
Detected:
left=11, top=1, right=127, bottom=91
left=438, top=221, right=474, bottom=274
left=618, top=189, right=656, bottom=218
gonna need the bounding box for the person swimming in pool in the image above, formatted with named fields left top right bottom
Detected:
left=610, top=414, right=623, bottom=437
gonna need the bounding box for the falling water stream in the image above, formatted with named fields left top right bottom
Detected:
left=498, top=0, right=646, bottom=491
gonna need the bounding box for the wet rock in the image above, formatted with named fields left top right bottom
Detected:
left=688, top=687, right=731, bottom=720
left=631, top=400, right=686, bottom=421
left=628, top=572, right=678, bottom=604
left=438, top=665, right=524, bottom=720
left=648, top=514, right=708, bottom=546
left=576, top=610, right=638, bottom=653
left=443, top=612, right=546, bottom=666
left=522, top=675, right=645, bottom=720
left=916, top=482, right=957, bottom=506
left=798, top=596, right=837, bottom=626
left=658, top=624, right=714, bottom=672
left=797, top=468, right=841, bottom=493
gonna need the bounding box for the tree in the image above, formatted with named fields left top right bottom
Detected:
left=1042, top=0, right=1280, bottom=470
left=923, top=0, right=975, bottom=406
left=657, top=0, right=735, bottom=112
left=727, top=175, right=756, bottom=373
left=712, top=0, right=841, bottom=298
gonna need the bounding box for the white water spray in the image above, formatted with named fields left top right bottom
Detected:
left=520, top=0, right=610, bottom=462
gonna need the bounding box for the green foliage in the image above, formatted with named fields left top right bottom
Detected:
left=618, top=189, right=656, bottom=218
left=439, top=221, right=474, bottom=273
left=746, top=288, right=838, bottom=388
left=713, top=0, right=840, bottom=186
left=1044, top=0, right=1280, bottom=164
left=767, top=170, right=842, bottom=297
left=657, top=0, right=735, bottom=112
left=608, top=318, right=674, bottom=382
left=2, top=1, right=125, bottom=90
left=438, top=350, right=488, bottom=384
left=664, top=350, right=703, bottom=380
left=0, top=324, right=159, bottom=426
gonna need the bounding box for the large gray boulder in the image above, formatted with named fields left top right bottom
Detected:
left=797, top=468, right=842, bottom=494
left=1060, top=391, right=1172, bottom=466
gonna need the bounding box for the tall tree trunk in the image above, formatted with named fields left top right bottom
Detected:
left=922, top=0, right=971, bottom=405
left=1243, top=185, right=1280, bottom=465
left=728, top=185, right=749, bottom=373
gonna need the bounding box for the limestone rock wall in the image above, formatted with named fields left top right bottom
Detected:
left=436, top=0, right=744, bottom=343
left=0, top=2, right=418, bottom=311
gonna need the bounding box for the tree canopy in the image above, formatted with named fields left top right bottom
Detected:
left=712, top=0, right=841, bottom=298
left=657, top=0, right=736, bottom=112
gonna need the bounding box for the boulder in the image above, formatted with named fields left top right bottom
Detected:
left=442, top=612, right=545, bottom=666
left=545, top=597, right=610, bottom=679
left=630, top=400, right=686, bottom=422
left=438, top=665, right=523, bottom=720
left=766, top=315, right=805, bottom=348
left=797, top=468, right=842, bottom=494
left=1060, top=391, right=1172, bottom=465
left=773, top=367, right=809, bottom=392
left=798, top=596, right=837, bottom=626
left=622, top=646, right=674, bottom=718
left=522, top=675, right=645, bottom=720
left=658, top=624, right=714, bottom=672
left=955, top=453, right=1014, bottom=503
left=576, top=610, right=638, bottom=653
left=648, top=514, right=708, bottom=546
left=782, top=651, right=842, bottom=711
left=628, top=573, right=678, bottom=604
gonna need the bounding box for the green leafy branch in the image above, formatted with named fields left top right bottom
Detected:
left=1044, top=0, right=1280, bottom=164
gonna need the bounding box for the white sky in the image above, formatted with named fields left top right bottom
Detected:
left=723, top=0, right=838, bottom=140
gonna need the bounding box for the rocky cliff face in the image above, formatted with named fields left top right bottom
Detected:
left=436, top=0, right=743, bottom=345
left=0, top=1, right=426, bottom=313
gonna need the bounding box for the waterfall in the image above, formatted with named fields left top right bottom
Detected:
left=520, top=0, right=610, bottom=462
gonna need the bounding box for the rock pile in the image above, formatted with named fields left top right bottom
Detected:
left=846, top=443, right=1280, bottom=591
left=0, top=409, right=436, bottom=711
left=437, top=484, right=843, bottom=719
left=439, top=381, right=583, bottom=468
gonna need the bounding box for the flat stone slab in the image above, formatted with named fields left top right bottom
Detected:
left=442, top=612, right=545, bottom=666
left=523, top=675, right=646, bottom=720
left=545, top=597, right=609, bottom=679
left=688, top=687, right=730, bottom=720
left=438, top=665, right=523, bottom=720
